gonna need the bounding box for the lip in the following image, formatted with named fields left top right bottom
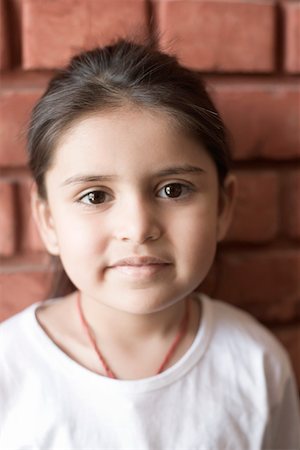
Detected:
left=109, top=256, right=171, bottom=267
left=107, top=256, right=171, bottom=279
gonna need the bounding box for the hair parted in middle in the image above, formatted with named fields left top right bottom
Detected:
left=28, top=38, right=231, bottom=199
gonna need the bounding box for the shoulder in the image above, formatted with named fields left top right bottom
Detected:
left=0, top=304, right=42, bottom=407
left=0, top=296, right=71, bottom=342
left=0, top=303, right=38, bottom=342
left=0, top=303, right=43, bottom=369
left=201, top=294, right=295, bottom=406
left=0, top=299, right=69, bottom=402
left=203, top=294, right=288, bottom=358
left=0, top=298, right=65, bottom=370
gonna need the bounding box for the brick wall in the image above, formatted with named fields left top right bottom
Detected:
left=0, top=0, right=299, bottom=387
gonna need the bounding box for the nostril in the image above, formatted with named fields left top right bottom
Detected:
left=113, top=204, right=162, bottom=243
left=116, top=226, right=161, bottom=244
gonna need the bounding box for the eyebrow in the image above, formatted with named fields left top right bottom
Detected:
left=61, top=165, right=205, bottom=187
left=61, top=174, right=115, bottom=187
left=156, top=165, right=205, bottom=177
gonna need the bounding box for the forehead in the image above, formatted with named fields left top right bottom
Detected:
left=56, top=106, right=179, bottom=152
left=49, top=106, right=216, bottom=178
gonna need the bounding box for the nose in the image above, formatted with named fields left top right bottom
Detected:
left=113, top=196, right=162, bottom=244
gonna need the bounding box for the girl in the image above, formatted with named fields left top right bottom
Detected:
left=0, top=39, right=299, bottom=450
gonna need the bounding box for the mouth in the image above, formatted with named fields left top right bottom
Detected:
left=107, top=256, right=171, bottom=278
left=111, top=256, right=171, bottom=266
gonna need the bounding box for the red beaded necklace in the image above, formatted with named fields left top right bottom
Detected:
left=76, top=292, right=190, bottom=379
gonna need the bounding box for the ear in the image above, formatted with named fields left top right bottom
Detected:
left=216, top=174, right=237, bottom=242
left=31, top=183, right=60, bottom=255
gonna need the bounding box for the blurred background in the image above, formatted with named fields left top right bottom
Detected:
left=0, top=0, right=299, bottom=390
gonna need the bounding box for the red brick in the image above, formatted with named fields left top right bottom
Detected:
left=0, top=88, right=42, bottom=167
left=22, top=0, right=149, bottom=69
left=283, top=2, right=300, bottom=73
left=211, top=80, right=300, bottom=160
left=214, top=249, right=300, bottom=323
left=0, top=0, right=10, bottom=70
left=272, top=325, right=300, bottom=390
left=88, top=0, right=148, bottom=47
left=0, top=261, right=54, bottom=322
left=157, top=0, right=275, bottom=72
left=226, top=170, right=279, bottom=243
left=0, top=181, right=16, bottom=256
left=0, top=71, right=53, bottom=89
left=282, top=169, right=300, bottom=240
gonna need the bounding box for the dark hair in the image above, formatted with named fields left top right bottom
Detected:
left=28, top=38, right=231, bottom=198
left=27, top=38, right=232, bottom=296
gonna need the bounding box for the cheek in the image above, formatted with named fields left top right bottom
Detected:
left=53, top=213, right=108, bottom=258
left=174, top=198, right=218, bottom=238
left=55, top=219, right=107, bottom=288
left=172, top=203, right=218, bottom=262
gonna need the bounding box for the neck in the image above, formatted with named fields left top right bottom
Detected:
left=76, top=293, right=198, bottom=379
left=78, top=292, right=188, bottom=349
left=35, top=290, right=201, bottom=380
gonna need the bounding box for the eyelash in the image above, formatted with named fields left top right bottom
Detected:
left=78, top=190, right=113, bottom=206
left=77, top=182, right=194, bottom=206
left=157, top=183, right=194, bottom=200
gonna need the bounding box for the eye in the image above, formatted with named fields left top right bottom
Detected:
left=79, top=190, right=112, bottom=205
left=157, top=183, right=193, bottom=199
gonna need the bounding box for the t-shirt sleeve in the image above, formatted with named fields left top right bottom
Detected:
left=262, top=365, right=300, bottom=450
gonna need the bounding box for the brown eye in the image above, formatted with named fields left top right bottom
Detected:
left=158, top=183, right=192, bottom=199
left=164, top=184, right=183, bottom=198
left=80, top=190, right=110, bottom=205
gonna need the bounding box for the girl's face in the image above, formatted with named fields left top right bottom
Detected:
left=33, top=107, right=235, bottom=314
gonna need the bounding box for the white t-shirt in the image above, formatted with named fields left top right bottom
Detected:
left=0, top=294, right=299, bottom=450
